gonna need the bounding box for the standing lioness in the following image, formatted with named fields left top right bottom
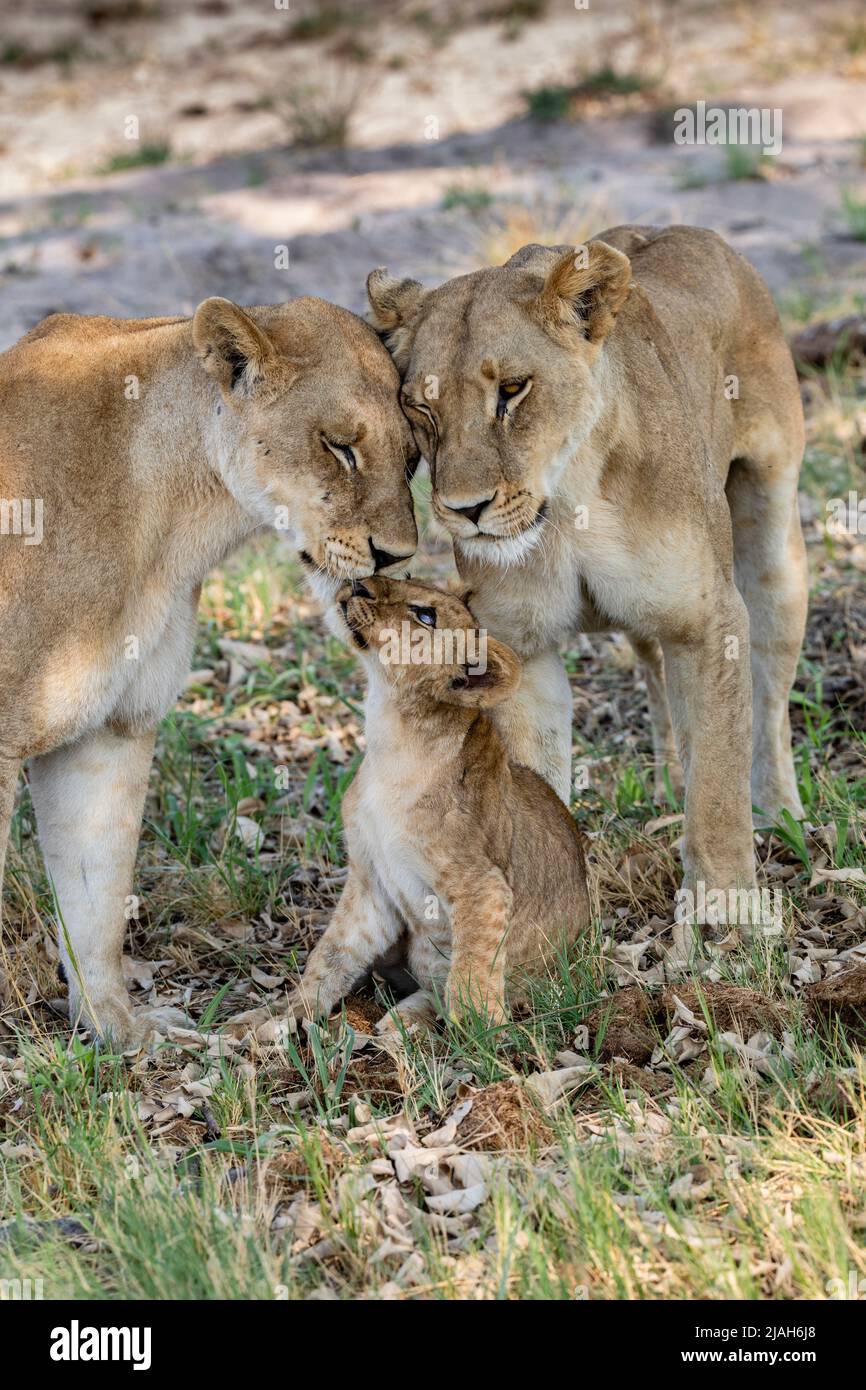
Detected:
left=367, top=225, right=808, bottom=904
left=0, top=296, right=418, bottom=1045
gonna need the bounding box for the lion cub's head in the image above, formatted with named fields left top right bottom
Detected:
left=193, top=295, right=418, bottom=586
left=336, top=576, right=521, bottom=710
left=366, top=240, right=631, bottom=566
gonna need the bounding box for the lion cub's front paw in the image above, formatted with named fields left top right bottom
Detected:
left=445, top=977, right=507, bottom=1028
left=375, top=989, right=438, bottom=1035
left=450, top=1000, right=508, bottom=1029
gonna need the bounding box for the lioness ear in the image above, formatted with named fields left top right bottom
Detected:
left=192, top=297, right=277, bottom=396
left=533, top=241, right=632, bottom=344
left=366, top=268, right=427, bottom=332
left=446, top=637, right=521, bottom=709
left=366, top=268, right=428, bottom=368
left=504, top=241, right=573, bottom=272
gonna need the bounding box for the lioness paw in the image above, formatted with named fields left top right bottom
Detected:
left=75, top=1000, right=190, bottom=1053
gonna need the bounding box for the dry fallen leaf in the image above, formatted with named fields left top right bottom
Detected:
left=524, top=1064, right=594, bottom=1108
left=809, top=866, right=866, bottom=889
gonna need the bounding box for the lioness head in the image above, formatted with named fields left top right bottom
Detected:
left=366, top=241, right=631, bottom=564
left=193, top=295, right=418, bottom=584
left=336, top=576, right=521, bottom=709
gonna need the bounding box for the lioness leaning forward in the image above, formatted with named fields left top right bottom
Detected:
left=367, top=224, right=808, bottom=903
left=0, top=296, right=418, bottom=1045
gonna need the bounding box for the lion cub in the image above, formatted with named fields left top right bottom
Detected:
left=289, top=576, right=590, bottom=1029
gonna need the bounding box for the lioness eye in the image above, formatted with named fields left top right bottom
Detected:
left=497, top=379, right=529, bottom=418
left=408, top=604, right=436, bottom=628
left=324, top=438, right=357, bottom=470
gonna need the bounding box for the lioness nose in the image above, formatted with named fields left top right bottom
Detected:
left=369, top=539, right=412, bottom=572
left=451, top=496, right=495, bottom=526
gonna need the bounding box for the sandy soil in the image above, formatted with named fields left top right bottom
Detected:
left=1, top=0, right=865, bottom=348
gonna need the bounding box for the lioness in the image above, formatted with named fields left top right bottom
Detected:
left=231, top=576, right=590, bottom=1039
left=0, top=296, right=418, bottom=1046
left=366, top=225, right=808, bottom=902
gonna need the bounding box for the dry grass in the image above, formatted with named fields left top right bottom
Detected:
left=474, top=188, right=619, bottom=268
left=274, top=63, right=372, bottom=148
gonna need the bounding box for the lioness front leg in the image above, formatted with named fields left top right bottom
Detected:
left=661, top=584, right=757, bottom=897
left=490, top=649, right=572, bottom=803
left=28, top=728, right=186, bottom=1047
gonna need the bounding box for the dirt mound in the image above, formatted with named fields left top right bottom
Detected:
left=605, top=1059, right=674, bottom=1094
left=342, top=993, right=384, bottom=1033
left=584, top=987, right=658, bottom=1064
left=256, top=1135, right=348, bottom=1200
left=660, top=983, right=790, bottom=1038
left=457, top=1081, right=552, bottom=1152
left=344, top=1051, right=404, bottom=1104
left=572, top=1060, right=674, bottom=1114
left=807, top=963, right=866, bottom=1039
left=584, top=980, right=792, bottom=1064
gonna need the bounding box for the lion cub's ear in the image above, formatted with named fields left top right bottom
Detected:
left=533, top=241, right=632, bottom=344
left=193, top=297, right=278, bottom=396
left=447, top=637, right=521, bottom=709
left=366, top=268, right=428, bottom=367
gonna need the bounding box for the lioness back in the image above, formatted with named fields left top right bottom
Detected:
left=0, top=313, right=201, bottom=727
left=594, top=223, right=798, bottom=478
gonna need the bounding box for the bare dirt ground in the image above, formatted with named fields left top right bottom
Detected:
left=1, top=0, right=866, bottom=342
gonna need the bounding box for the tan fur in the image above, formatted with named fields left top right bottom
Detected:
left=0, top=296, right=418, bottom=1045
left=230, top=577, right=590, bottom=1037
left=367, top=225, right=809, bottom=900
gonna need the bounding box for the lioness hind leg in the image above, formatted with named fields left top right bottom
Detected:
left=726, top=446, right=807, bottom=824
left=627, top=633, right=684, bottom=802
left=661, top=580, right=757, bottom=894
